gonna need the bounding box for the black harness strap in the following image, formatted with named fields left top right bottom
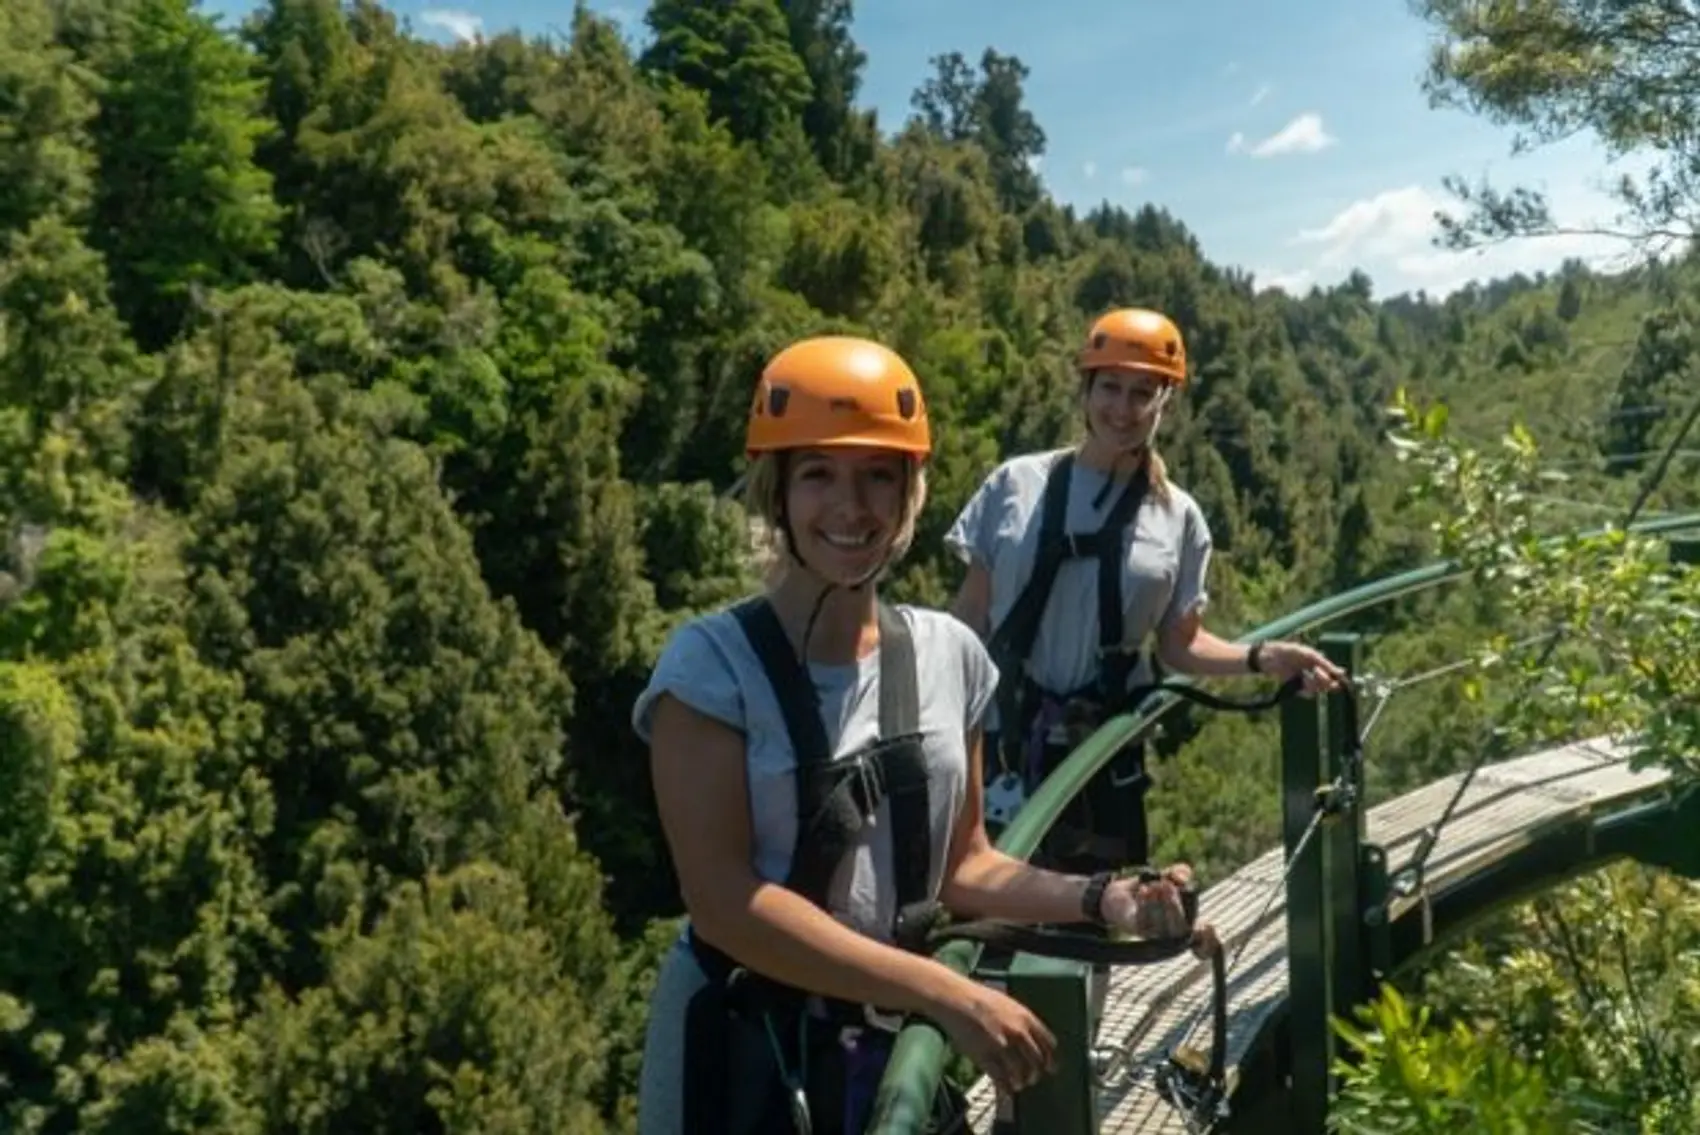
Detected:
left=874, top=603, right=931, bottom=912
left=1114, top=672, right=1301, bottom=719
left=1092, top=470, right=1147, bottom=707
left=728, top=597, right=928, bottom=914
left=682, top=598, right=935, bottom=1135
left=987, top=452, right=1150, bottom=768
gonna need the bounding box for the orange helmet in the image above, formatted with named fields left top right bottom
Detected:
left=1077, top=308, right=1188, bottom=385
left=745, top=336, right=931, bottom=460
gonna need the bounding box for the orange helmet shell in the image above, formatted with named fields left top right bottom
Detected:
left=745, top=336, right=932, bottom=460
left=1077, top=308, right=1188, bottom=385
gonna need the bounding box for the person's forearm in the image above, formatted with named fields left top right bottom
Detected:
left=693, top=882, right=974, bottom=1015
left=1160, top=627, right=1254, bottom=678
left=939, top=846, right=1094, bottom=925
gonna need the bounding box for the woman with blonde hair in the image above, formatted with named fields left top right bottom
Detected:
left=950, top=307, right=1346, bottom=873
left=633, top=333, right=1205, bottom=1134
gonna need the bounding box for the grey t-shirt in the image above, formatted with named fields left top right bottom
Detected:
left=946, top=447, right=1213, bottom=729
left=631, top=600, right=998, bottom=940
left=630, top=600, right=998, bottom=1135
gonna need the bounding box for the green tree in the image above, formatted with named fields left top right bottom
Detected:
left=0, top=0, right=99, bottom=233
left=1414, top=0, right=1700, bottom=253
left=85, top=0, right=282, bottom=350
left=641, top=0, right=813, bottom=148
left=910, top=48, right=1045, bottom=210
left=778, top=0, right=875, bottom=181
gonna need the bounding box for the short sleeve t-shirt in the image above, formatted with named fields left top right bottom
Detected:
left=945, top=447, right=1213, bottom=728
left=631, top=600, right=998, bottom=940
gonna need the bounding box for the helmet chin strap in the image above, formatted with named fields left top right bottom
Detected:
left=1084, top=393, right=1168, bottom=509
left=774, top=457, right=909, bottom=660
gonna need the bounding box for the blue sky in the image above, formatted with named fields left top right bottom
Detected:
left=205, top=0, right=1657, bottom=299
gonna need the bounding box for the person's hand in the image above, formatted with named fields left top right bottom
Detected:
left=930, top=975, right=1058, bottom=1096
left=1261, top=640, right=1347, bottom=695
left=1100, top=863, right=1219, bottom=959
left=1100, top=863, right=1193, bottom=940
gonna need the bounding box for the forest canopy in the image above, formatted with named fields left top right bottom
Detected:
left=0, top=0, right=1694, bottom=1130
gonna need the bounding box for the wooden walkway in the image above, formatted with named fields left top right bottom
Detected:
left=962, top=735, right=1672, bottom=1133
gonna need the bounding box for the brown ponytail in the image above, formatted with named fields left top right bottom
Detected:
left=1145, top=448, right=1171, bottom=503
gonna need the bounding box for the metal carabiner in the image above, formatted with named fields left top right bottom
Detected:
left=762, top=1014, right=813, bottom=1135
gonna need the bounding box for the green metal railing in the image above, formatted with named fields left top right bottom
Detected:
left=867, top=512, right=1700, bottom=1134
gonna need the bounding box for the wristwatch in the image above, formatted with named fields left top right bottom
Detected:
left=1247, top=642, right=1264, bottom=673
left=1081, top=870, right=1113, bottom=926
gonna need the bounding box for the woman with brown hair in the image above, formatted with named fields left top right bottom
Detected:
left=949, top=308, right=1346, bottom=872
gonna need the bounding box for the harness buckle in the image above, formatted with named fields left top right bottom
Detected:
left=856, top=750, right=887, bottom=810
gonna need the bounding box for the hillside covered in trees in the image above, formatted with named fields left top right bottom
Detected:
left=0, top=0, right=1695, bottom=1130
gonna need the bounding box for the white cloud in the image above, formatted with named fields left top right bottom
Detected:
left=1283, top=183, right=1651, bottom=296
left=1254, top=267, right=1315, bottom=294
left=1250, top=84, right=1272, bottom=107
left=1242, top=112, right=1336, bottom=157
left=1120, top=166, right=1148, bottom=186
left=1084, top=160, right=1098, bottom=178
left=1292, top=185, right=1436, bottom=265
left=422, top=8, right=482, bottom=41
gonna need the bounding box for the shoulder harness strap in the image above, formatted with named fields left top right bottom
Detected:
left=876, top=603, right=929, bottom=909
left=985, top=452, right=1075, bottom=673
left=986, top=454, right=1151, bottom=755
left=1092, top=467, right=1150, bottom=702
left=731, top=597, right=930, bottom=913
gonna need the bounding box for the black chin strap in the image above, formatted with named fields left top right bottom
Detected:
left=775, top=452, right=910, bottom=594
left=1080, top=370, right=1169, bottom=508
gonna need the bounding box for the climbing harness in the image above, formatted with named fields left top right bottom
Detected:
left=682, top=595, right=961, bottom=1135
left=984, top=452, right=1154, bottom=864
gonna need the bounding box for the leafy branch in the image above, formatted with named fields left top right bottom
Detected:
left=1386, top=387, right=1699, bottom=779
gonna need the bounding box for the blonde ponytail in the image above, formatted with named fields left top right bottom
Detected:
left=1146, top=448, right=1171, bottom=503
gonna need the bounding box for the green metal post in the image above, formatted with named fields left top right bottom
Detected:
left=998, top=952, right=1097, bottom=1135
left=1321, top=632, right=1367, bottom=1018
left=1281, top=677, right=1328, bottom=1135
left=1359, top=842, right=1393, bottom=983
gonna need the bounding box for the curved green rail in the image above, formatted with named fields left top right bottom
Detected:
left=868, top=511, right=1700, bottom=1133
